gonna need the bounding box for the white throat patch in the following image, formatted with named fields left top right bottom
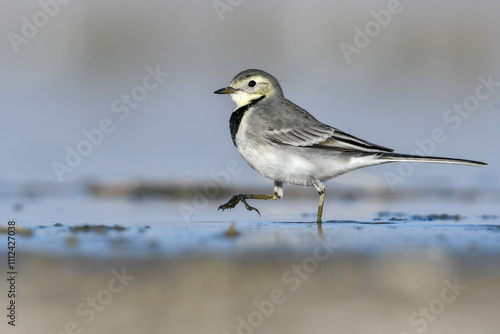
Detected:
left=230, top=91, right=264, bottom=109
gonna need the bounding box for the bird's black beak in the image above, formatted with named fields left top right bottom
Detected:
left=214, top=86, right=238, bottom=94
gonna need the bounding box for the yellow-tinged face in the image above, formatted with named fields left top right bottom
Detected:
left=214, top=70, right=283, bottom=109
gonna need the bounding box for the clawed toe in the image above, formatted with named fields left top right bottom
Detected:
left=218, top=203, right=232, bottom=211
left=218, top=195, right=240, bottom=211
left=240, top=198, right=261, bottom=216
left=218, top=195, right=261, bottom=217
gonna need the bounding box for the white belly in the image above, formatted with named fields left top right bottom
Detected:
left=234, top=111, right=381, bottom=186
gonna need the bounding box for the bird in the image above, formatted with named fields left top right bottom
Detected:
left=214, top=69, right=487, bottom=224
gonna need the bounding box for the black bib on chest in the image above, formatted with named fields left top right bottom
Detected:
left=228, top=96, right=265, bottom=147
left=229, top=104, right=250, bottom=147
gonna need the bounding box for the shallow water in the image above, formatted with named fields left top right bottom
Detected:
left=2, top=184, right=500, bottom=334
left=4, top=185, right=499, bottom=259
left=10, top=215, right=499, bottom=259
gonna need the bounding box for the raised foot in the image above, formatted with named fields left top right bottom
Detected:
left=218, top=194, right=261, bottom=217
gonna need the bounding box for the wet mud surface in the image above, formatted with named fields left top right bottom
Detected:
left=1, top=186, right=499, bottom=334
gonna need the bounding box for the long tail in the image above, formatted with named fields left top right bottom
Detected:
left=377, top=153, right=487, bottom=167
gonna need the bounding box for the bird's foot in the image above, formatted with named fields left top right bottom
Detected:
left=218, top=195, right=261, bottom=217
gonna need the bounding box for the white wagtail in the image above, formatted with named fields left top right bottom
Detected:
left=214, top=69, right=487, bottom=223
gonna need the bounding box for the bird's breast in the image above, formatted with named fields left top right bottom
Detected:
left=229, top=104, right=252, bottom=147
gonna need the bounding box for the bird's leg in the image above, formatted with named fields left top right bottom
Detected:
left=218, top=181, right=283, bottom=217
left=313, top=180, right=326, bottom=224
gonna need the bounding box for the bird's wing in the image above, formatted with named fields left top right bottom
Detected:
left=266, top=125, right=393, bottom=153
left=264, top=102, right=394, bottom=153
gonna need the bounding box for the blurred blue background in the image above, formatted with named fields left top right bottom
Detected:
left=1, top=0, right=498, bottom=191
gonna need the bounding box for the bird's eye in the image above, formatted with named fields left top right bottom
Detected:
left=248, top=80, right=256, bottom=87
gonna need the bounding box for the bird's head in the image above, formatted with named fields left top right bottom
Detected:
left=214, top=69, right=283, bottom=108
